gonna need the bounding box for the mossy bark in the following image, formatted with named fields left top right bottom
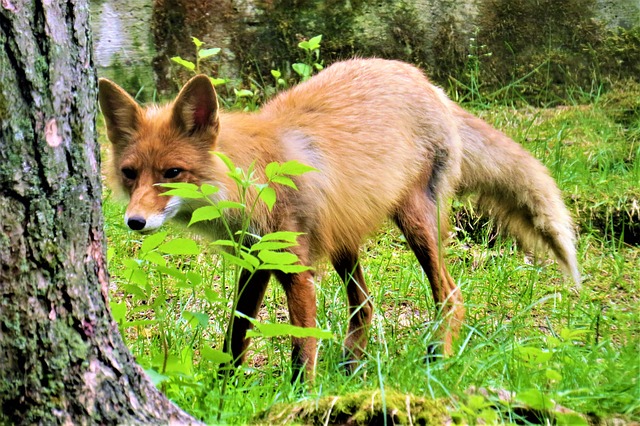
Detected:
left=0, top=1, right=197, bottom=424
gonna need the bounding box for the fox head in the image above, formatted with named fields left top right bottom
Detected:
left=98, top=75, right=220, bottom=233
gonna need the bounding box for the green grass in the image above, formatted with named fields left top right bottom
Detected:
left=102, top=97, right=638, bottom=424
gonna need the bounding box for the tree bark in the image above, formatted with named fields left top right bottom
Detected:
left=0, top=1, right=198, bottom=424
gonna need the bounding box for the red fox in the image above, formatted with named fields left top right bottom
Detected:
left=99, top=58, right=580, bottom=381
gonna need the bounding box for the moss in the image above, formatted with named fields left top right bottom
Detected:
left=570, top=180, right=640, bottom=245
left=601, top=79, right=640, bottom=127
left=474, top=0, right=640, bottom=104
left=257, top=389, right=448, bottom=425
left=0, top=285, right=90, bottom=423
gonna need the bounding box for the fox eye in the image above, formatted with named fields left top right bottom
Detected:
left=163, top=168, right=183, bottom=179
left=121, top=168, right=137, bottom=180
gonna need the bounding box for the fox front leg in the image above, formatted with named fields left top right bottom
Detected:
left=275, top=270, right=318, bottom=383
left=221, top=269, right=271, bottom=373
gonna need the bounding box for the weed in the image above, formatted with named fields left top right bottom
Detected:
left=171, top=35, right=323, bottom=111
left=292, top=35, right=323, bottom=81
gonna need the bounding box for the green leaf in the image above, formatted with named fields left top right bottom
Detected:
left=109, top=301, right=126, bottom=323
left=234, top=88, right=254, bottom=98
left=546, top=335, right=562, bottom=349
left=271, top=69, right=281, bottom=78
left=198, top=47, right=221, bottom=58
left=545, top=368, right=563, bottom=382
left=191, top=36, right=203, bottom=48
left=560, top=328, right=589, bottom=341
left=215, top=152, right=235, bottom=171
left=204, top=288, right=224, bottom=304
left=210, top=239, right=237, bottom=248
left=142, top=251, right=166, bottom=267
left=183, top=311, right=209, bottom=328
left=217, top=200, right=245, bottom=210
left=123, top=319, right=156, bottom=328
left=250, top=241, right=296, bottom=251
left=516, top=389, right=554, bottom=411
left=467, top=394, right=490, bottom=411
left=298, top=40, right=311, bottom=51
left=158, top=182, right=203, bottom=198
left=260, top=231, right=303, bottom=242
left=201, top=346, right=233, bottom=364
left=161, top=349, right=193, bottom=376
left=515, top=346, right=553, bottom=365
left=265, top=162, right=280, bottom=179
left=122, top=284, right=147, bottom=299
left=171, top=56, right=195, bottom=71
left=141, top=231, right=167, bottom=253
left=298, top=35, right=321, bottom=51
left=155, top=265, right=188, bottom=281
left=122, top=258, right=140, bottom=270
left=161, top=188, right=204, bottom=199
left=189, top=205, right=221, bottom=226
left=210, top=77, right=228, bottom=86
left=200, top=183, right=220, bottom=196
left=478, top=409, right=499, bottom=424
left=292, top=63, right=312, bottom=78
left=279, top=160, right=318, bottom=176
left=160, top=182, right=199, bottom=190
left=270, top=175, right=297, bottom=189
left=307, top=35, right=322, bottom=50
left=187, top=271, right=202, bottom=286
left=239, top=251, right=260, bottom=270
left=247, top=322, right=333, bottom=339
left=107, top=246, right=115, bottom=263
left=258, top=250, right=298, bottom=265
left=158, top=182, right=199, bottom=190
left=127, top=269, right=148, bottom=288
left=158, top=238, right=200, bottom=255
left=259, top=186, right=277, bottom=210
left=556, top=413, right=588, bottom=426
left=219, top=251, right=255, bottom=272
left=144, top=368, right=169, bottom=386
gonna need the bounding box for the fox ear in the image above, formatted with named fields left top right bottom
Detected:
left=98, top=78, right=142, bottom=148
left=172, top=75, right=219, bottom=138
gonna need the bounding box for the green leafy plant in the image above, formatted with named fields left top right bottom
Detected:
left=171, top=36, right=227, bottom=86
left=232, top=87, right=261, bottom=112
left=170, top=35, right=325, bottom=110
left=109, top=229, right=207, bottom=395
left=292, top=35, right=323, bottom=81
left=452, top=393, right=500, bottom=425
left=270, top=69, right=287, bottom=89
left=108, top=153, right=324, bottom=418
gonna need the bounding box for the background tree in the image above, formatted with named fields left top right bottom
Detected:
left=0, top=1, right=197, bottom=423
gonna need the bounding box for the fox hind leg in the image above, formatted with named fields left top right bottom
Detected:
left=331, top=250, right=373, bottom=373
left=394, top=187, right=464, bottom=357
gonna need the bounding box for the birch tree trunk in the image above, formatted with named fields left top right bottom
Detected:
left=0, top=1, right=198, bottom=423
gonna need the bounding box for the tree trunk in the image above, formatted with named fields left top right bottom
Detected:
left=0, top=1, right=198, bottom=424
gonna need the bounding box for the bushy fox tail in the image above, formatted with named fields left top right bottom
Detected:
left=455, top=110, right=581, bottom=284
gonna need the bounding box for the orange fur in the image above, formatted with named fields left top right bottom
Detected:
left=99, top=58, right=579, bottom=381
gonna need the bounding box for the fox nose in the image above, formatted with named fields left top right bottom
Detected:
left=127, top=216, right=147, bottom=231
